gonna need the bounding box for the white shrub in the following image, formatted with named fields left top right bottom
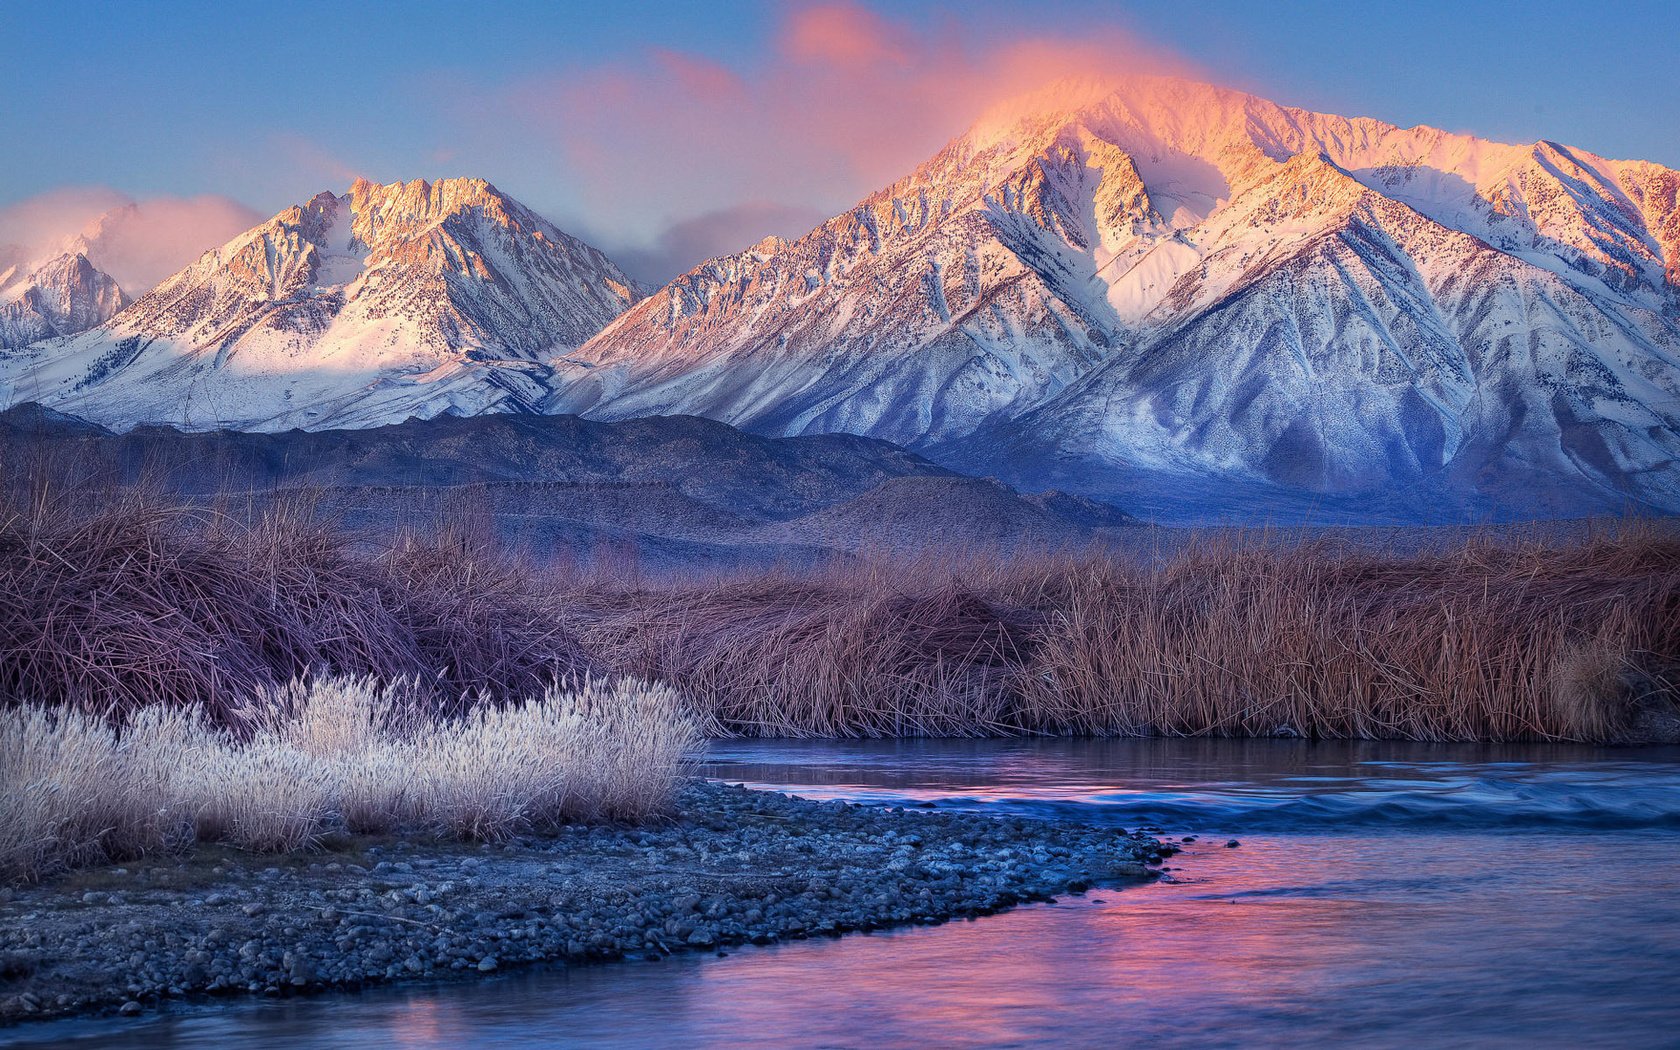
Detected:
left=0, top=677, right=701, bottom=882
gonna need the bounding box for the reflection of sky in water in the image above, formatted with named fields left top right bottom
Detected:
left=704, top=738, right=1680, bottom=832
left=14, top=739, right=1680, bottom=1049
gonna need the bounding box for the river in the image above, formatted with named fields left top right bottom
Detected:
left=10, top=738, right=1680, bottom=1048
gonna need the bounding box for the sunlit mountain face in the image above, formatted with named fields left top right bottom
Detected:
left=2, top=76, right=1676, bottom=521
left=0, top=177, right=643, bottom=432
left=548, top=75, right=1680, bottom=521
left=0, top=251, right=128, bottom=349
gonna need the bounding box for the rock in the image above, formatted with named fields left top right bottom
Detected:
left=0, top=779, right=1161, bottom=1024
left=285, top=953, right=314, bottom=985
left=118, top=1000, right=142, bottom=1016
left=0, top=951, right=36, bottom=979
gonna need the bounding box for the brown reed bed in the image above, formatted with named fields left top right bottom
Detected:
left=564, top=533, right=1680, bottom=742
left=0, top=482, right=594, bottom=726
left=1, top=478, right=1676, bottom=743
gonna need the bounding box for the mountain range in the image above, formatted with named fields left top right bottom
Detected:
left=0, top=404, right=1132, bottom=568
left=3, top=76, right=1678, bottom=522
left=0, top=178, right=640, bottom=430
left=551, top=77, right=1680, bottom=521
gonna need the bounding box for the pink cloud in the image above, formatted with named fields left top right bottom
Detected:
left=779, top=2, right=912, bottom=68
left=479, top=4, right=1202, bottom=274
left=651, top=49, right=748, bottom=103
left=0, top=189, right=262, bottom=295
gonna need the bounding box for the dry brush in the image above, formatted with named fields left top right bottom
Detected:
left=2, top=481, right=1676, bottom=746
left=1, top=676, right=699, bottom=883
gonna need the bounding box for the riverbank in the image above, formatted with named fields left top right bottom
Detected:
left=0, top=780, right=1163, bottom=1026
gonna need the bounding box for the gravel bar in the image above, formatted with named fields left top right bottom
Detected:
left=0, top=780, right=1167, bottom=1025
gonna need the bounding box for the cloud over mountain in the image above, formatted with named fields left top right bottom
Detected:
left=0, top=189, right=262, bottom=297
left=473, top=3, right=1196, bottom=273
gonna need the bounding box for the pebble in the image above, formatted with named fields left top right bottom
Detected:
left=0, top=780, right=1164, bottom=1025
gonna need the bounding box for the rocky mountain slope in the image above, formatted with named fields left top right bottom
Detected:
left=550, top=77, right=1680, bottom=521
left=0, top=178, right=642, bottom=430
left=0, top=404, right=1126, bottom=568
left=0, top=251, right=128, bottom=348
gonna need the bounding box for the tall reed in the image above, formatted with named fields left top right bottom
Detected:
left=0, top=482, right=594, bottom=724
left=2, top=477, right=1675, bottom=744
left=561, top=531, right=1680, bottom=742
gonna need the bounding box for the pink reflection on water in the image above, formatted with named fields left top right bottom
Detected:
left=662, top=839, right=1383, bottom=1047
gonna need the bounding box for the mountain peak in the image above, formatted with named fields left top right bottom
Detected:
left=0, top=178, right=643, bottom=431
left=0, top=250, right=127, bottom=349
left=550, top=75, right=1680, bottom=521
left=347, top=175, right=500, bottom=214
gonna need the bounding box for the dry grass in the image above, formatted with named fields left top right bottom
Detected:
left=0, top=482, right=594, bottom=725
left=0, top=676, right=700, bottom=883
left=2, top=476, right=1675, bottom=747
left=561, top=531, right=1680, bottom=742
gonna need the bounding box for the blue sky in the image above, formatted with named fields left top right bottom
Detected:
left=4, top=0, right=1677, bottom=282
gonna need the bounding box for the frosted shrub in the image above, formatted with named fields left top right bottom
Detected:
left=331, top=744, right=418, bottom=836
left=0, top=707, right=120, bottom=879
left=258, top=675, right=405, bottom=756
left=397, top=678, right=697, bottom=838
left=0, top=705, right=198, bottom=880
left=0, top=676, right=702, bottom=882
left=185, top=742, right=337, bottom=853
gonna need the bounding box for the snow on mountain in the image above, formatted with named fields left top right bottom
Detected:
left=0, top=178, right=643, bottom=431
left=0, top=252, right=128, bottom=349
left=551, top=76, right=1680, bottom=520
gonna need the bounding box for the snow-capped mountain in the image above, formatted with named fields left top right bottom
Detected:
left=0, top=252, right=128, bottom=349
left=0, top=178, right=642, bottom=430
left=551, top=77, right=1680, bottom=520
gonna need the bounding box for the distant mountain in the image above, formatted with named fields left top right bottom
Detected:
left=0, top=178, right=643, bottom=430
left=0, top=404, right=1130, bottom=568
left=759, top=475, right=1131, bottom=555
left=550, top=76, right=1680, bottom=521
left=0, top=252, right=128, bottom=348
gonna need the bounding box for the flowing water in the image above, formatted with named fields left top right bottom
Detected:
left=10, top=739, right=1680, bottom=1049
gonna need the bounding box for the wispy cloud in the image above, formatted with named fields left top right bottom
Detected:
left=597, top=201, right=835, bottom=286
left=456, top=2, right=1198, bottom=278
left=0, top=189, right=262, bottom=295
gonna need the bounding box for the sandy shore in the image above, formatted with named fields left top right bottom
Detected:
left=0, top=781, right=1166, bottom=1025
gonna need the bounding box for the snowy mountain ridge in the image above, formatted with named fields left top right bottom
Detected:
left=0, top=177, right=643, bottom=431
left=0, top=251, right=128, bottom=349
left=548, top=75, right=1680, bottom=520
left=3, top=78, right=1677, bottom=521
